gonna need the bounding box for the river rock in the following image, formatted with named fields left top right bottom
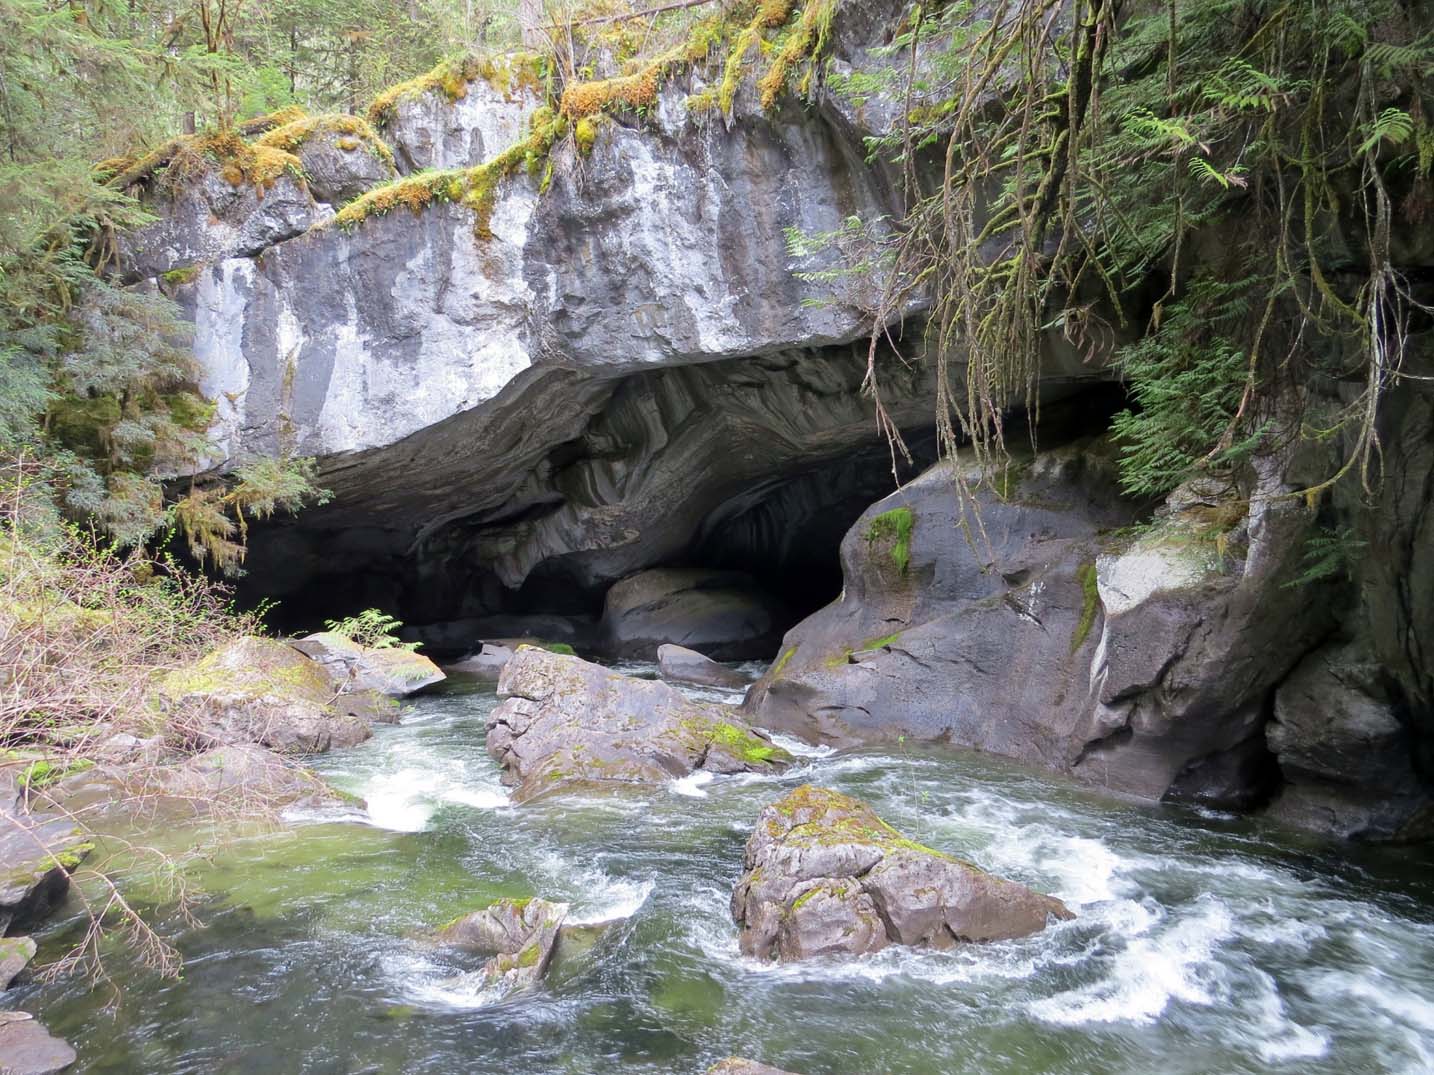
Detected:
left=0, top=937, right=36, bottom=990
left=446, top=641, right=519, bottom=682
left=0, top=770, right=93, bottom=935
left=0, top=1015, right=76, bottom=1074
left=747, top=440, right=1332, bottom=810
left=1266, top=642, right=1434, bottom=840
left=289, top=631, right=444, bottom=696
left=601, top=569, right=790, bottom=661
left=731, top=786, right=1072, bottom=962
left=706, top=1061, right=804, bottom=1075
left=158, top=636, right=372, bottom=754
left=437, top=896, right=568, bottom=993
left=658, top=644, right=752, bottom=690
left=487, top=647, right=791, bottom=803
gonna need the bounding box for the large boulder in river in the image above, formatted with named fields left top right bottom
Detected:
left=747, top=439, right=1332, bottom=810
left=706, top=1062, right=804, bottom=1075
left=732, top=786, right=1071, bottom=961
left=158, top=636, right=373, bottom=754
left=487, top=647, right=791, bottom=803
left=290, top=631, right=444, bottom=696
left=658, top=644, right=752, bottom=690
left=601, top=568, right=790, bottom=661
left=437, top=896, right=568, bottom=994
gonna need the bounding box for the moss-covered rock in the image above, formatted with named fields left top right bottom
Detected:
left=436, top=895, right=568, bottom=995
left=0, top=768, right=94, bottom=935
left=487, top=647, right=790, bottom=804
left=157, top=636, right=371, bottom=754
left=731, top=785, right=1072, bottom=962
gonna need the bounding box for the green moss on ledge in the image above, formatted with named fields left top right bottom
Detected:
left=866, top=506, right=915, bottom=575
left=368, top=51, right=547, bottom=126
left=330, top=112, right=568, bottom=240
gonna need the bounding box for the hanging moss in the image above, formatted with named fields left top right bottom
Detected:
left=559, top=15, right=726, bottom=120
left=755, top=0, right=836, bottom=108
left=108, top=129, right=306, bottom=194
left=368, top=51, right=547, bottom=126
left=331, top=113, right=568, bottom=240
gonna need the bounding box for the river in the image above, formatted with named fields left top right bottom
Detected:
left=15, top=670, right=1434, bottom=1073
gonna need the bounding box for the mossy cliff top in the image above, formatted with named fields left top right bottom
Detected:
left=255, top=114, right=396, bottom=169
left=327, top=0, right=838, bottom=240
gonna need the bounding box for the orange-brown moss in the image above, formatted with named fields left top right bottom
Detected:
left=256, top=114, right=397, bottom=169
left=756, top=0, right=836, bottom=109
left=109, top=129, right=304, bottom=194
left=331, top=114, right=567, bottom=240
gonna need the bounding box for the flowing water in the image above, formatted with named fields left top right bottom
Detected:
left=13, top=669, right=1434, bottom=1074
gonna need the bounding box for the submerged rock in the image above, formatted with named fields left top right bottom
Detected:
left=601, top=568, right=790, bottom=661
left=437, top=897, right=568, bottom=993
left=731, top=786, right=1071, bottom=962
left=657, top=644, right=752, bottom=690
left=0, top=937, right=36, bottom=990
left=158, top=636, right=372, bottom=754
left=290, top=631, right=444, bottom=696
left=0, top=1015, right=76, bottom=1075
left=707, top=1061, right=804, bottom=1075
left=487, top=647, right=790, bottom=803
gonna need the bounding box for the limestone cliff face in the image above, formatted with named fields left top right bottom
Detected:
left=140, top=60, right=976, bottom=609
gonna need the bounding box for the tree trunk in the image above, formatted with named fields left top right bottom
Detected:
left=520, top=0, right=543, bottom=48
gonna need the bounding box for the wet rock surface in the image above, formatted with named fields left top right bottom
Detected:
left=657, top=644, right=752, bottom=690
left=487, top=647, right=790, bottom=803
left=747, top=437, right=1341, bottom=813
left=0, top=770, right=92, bottom=935
left=732, top=786, right=1072, bottom=962
left=437, top=896, right=568, bottom=994
left=1266, top=642, right=1434, bottom=840
left=0, top=937, right=35, bottom=990
left=0, top=1015, right=76, bottom=1074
